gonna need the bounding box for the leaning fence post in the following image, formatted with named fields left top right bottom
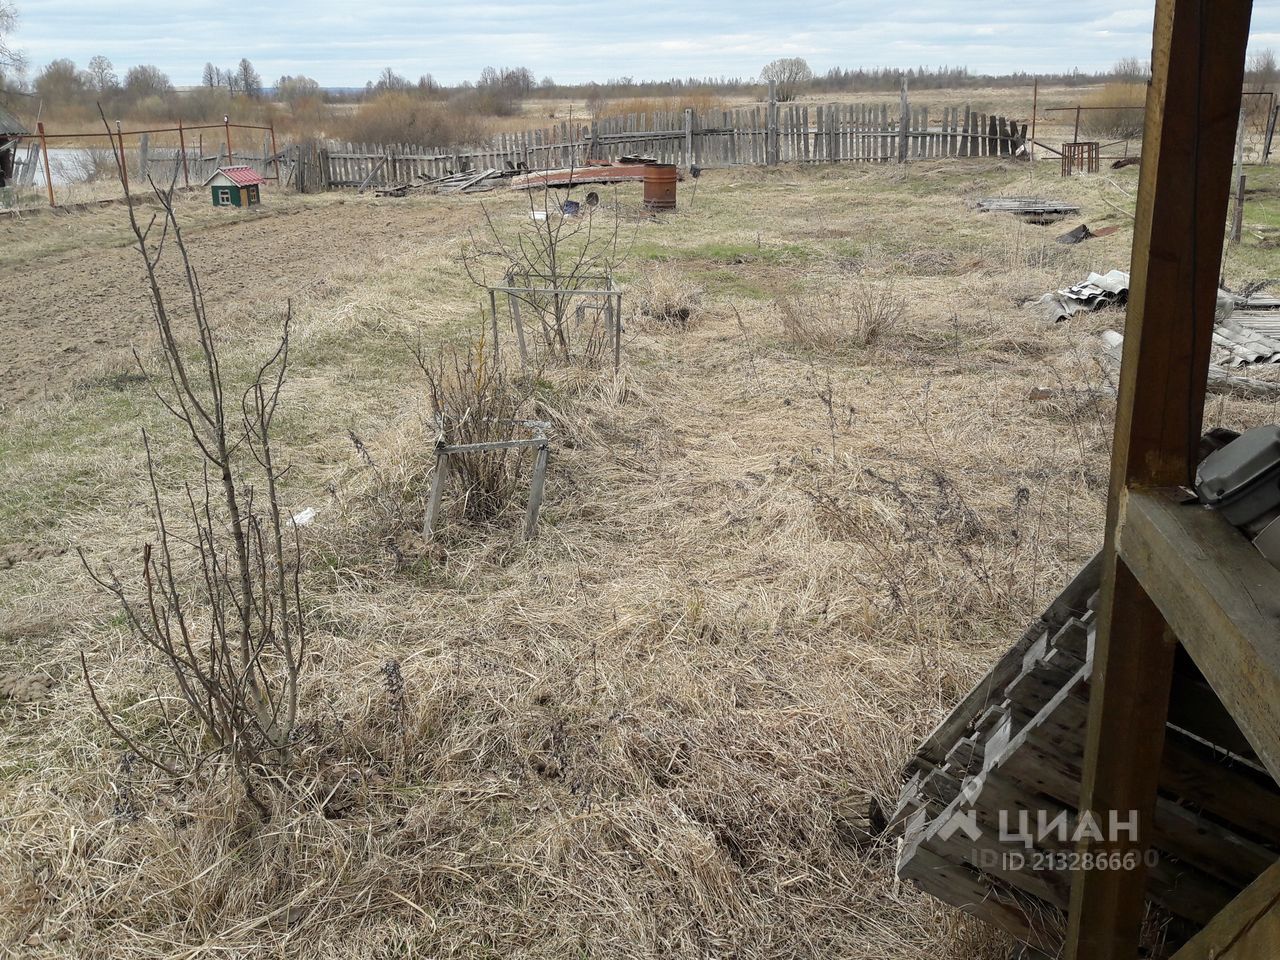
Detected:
left=684, top=108, right=693, bottom=168
left=423, top=448, right=450, bottom=540
left=37, top=121, right=54, bottom=208
left=524, top=443, right=550, bottom=540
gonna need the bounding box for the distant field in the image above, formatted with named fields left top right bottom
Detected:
left=2, top=154, right=1277, bottom=957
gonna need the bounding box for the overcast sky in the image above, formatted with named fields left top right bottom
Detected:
left=9, top=0, right=1280, bottom=87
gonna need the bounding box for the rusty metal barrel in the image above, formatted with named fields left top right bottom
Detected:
left=642, top=164, right=677, bottom=210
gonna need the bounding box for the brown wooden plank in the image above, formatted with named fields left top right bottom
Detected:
left=1171, top=858, right=1280, bottom=959
left=1119, top=488, right=1280, bottom=783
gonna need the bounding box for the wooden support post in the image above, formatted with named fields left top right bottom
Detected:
left=36, top=121, right=54, bottom=208
left=1073, top=104, right=1082, bottom=144
left=224, top=116, right=233, bottom=165
left=423, top=449, right=450, bottom=540
left=899, top=79, right=909, bottom=163
left=684, top=108, right=693, bottom=168
left=1231, top=106, right=1247, bottom=241
left=177, top=119, right=190, bottom=189
left=1064, top=3, right=1255, bottom=959
left=524, top=444, right=549, bottom=541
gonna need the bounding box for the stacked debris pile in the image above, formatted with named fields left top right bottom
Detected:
left=894, top=551, right=1280, bottom=958
left=975, top=197, right=1081, bottom=223
left=1029, top=269, right=1130, bottom=322
left=375, top=168, right=508, bottom=198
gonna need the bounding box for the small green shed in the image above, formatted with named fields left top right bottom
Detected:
left=203, top=165, right=266, bottom=207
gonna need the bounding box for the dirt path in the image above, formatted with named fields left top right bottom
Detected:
left=0, top=198, right=452, bottom=405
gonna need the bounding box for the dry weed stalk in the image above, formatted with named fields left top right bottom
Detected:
left=79, top=112, right=307, bottom=816
left=779, top=279, right=905, bottom=351
left=413, top=334, right=537, bottom=525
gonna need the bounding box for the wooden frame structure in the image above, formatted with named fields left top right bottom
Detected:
left=1064, top=2, right=1273, bottom=958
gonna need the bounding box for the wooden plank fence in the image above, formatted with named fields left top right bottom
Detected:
left=298, top=98, right=1027, bottom=192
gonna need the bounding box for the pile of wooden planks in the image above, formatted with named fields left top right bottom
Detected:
left=975, top=197, right=1082, bottom=221
left=375, top=168, right=506, bottom=198
left=894, top=552, right=1280, bottom=958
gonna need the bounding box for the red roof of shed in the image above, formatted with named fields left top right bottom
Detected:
left=205, top=165, right=266, bottom=187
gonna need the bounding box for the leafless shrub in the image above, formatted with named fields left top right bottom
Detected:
left=462, top=175, right=633, bottom=368
left=778, top=279, right=905, bottom=351
left=1080, top=83, right=1146, bottom=140
left=79, top=112, right=306, bottom=817
left=413, top=336, right=537, bottom=525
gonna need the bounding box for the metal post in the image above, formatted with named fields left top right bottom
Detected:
left=423, top=450, right=450, bottom=540
left=36, top=121, right=54, bottom=208
left=489, top=289, right=500, bottom=367
left=1030, top=78, right=1038, bottom=162
left=115, top=120, right=129, bottom=196
left=177, top=119, right=190, bottom=188
left=1073, top=104, right=1081, bottom=144
left=1265, top=104, right=1278, bottom=165
left=523, top=444, right=549, bottom=540
left=1231, top=105, right=1247, bottom=242
left=269, top=123, right=280, bottom=183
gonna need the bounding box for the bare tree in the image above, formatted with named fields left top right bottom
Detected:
left=202, top=61, right=218, bottom=88
left=237, top=57, right=262, bottom=98
left=80, top=112, right=307, bottom=817
left=0, top=1, right=22, bottom=74
left=86, top=55, right=117, bottom=92
left=760, top=57, right=812, bottom=101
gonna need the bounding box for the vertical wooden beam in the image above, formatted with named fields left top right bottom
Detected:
left=898, top=79, right=909, bottom=163
left=1065, top=2, right=1255, bottom=959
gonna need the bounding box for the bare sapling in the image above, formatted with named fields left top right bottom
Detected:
left=79, top=110, right=306, bottom=816
left=462, top=137, right=633, bottom=367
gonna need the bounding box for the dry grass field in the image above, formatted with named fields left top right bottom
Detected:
left=2, top=154, right=1278, bottom=958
